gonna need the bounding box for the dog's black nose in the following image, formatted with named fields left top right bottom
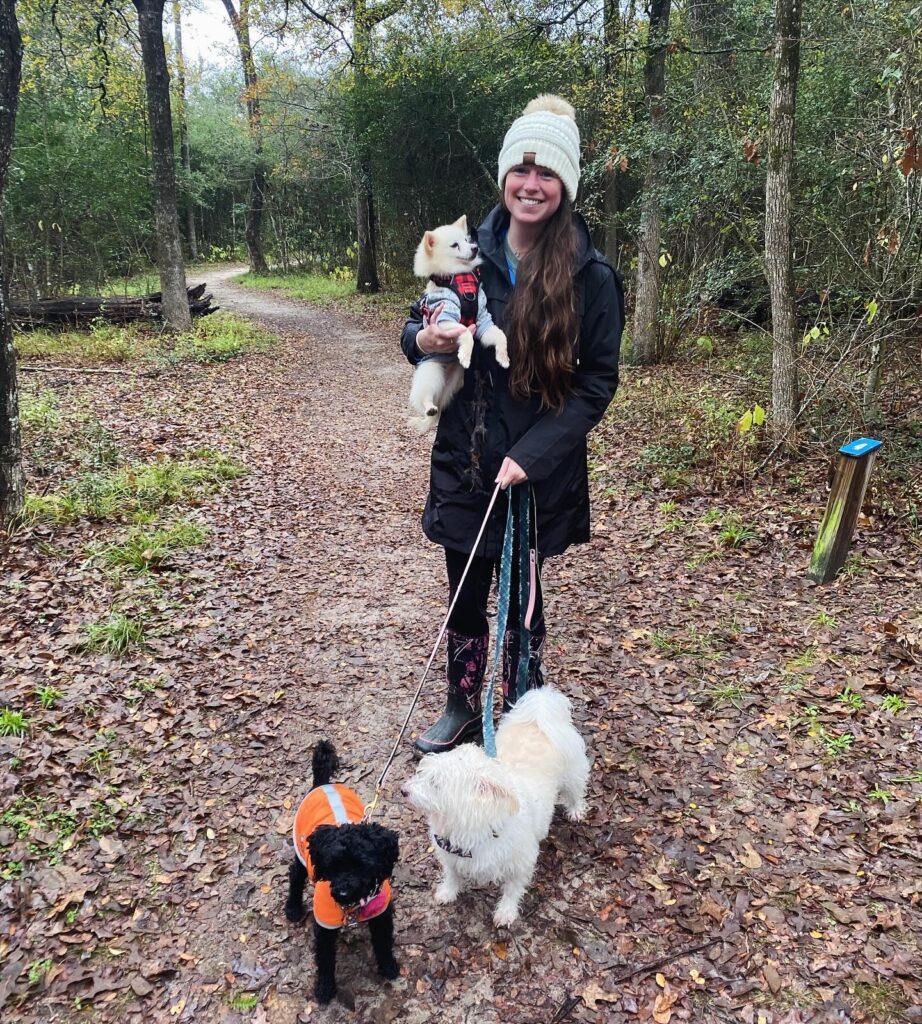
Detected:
left=470, top=245, right=479, bottom=257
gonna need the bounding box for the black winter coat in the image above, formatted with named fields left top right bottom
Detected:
left=401, top=206, right=625, bottom=559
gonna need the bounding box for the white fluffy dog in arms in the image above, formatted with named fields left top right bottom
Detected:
left=403, top=688, right=589, bottom=926
left=408, top=215, right=509, bottom=432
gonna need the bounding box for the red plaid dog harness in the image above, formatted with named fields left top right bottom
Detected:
left=425, top=270, right=480, bottom=329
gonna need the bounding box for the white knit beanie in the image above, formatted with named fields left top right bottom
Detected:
left=497, top=95, right=581, bottom=202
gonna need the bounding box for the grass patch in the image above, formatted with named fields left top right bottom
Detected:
left=235, top=268, right=419, bottom=321
left=0, top=708, right=29, bottom=737
left=20, top=388, right=60, bottom=431
left=227, top=992, right=260, bottom=1011
left=36, top=685, right=62, bottom=710
left=21, top=449, right=245, bottom=525
left=1, top=797, right=80, bottom=864
left=236, top=269, right=354, bottom=304
left=705, top=682, right=747, bottom=708
left=15, top=321, right=144, bottom=362
left=650, top=629, right=719, bottom=660
left=15, top=313, right=274, bottom=367
left=169, top=313, right=275, bottom=364
left=850, top=980, right=910, bottom=1022
left=95, top=518, right=207, bottom=573
left=83, top=612, right=148, bottom=655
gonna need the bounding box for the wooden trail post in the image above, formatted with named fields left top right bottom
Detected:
left=808, top=437, right=882, bottom=584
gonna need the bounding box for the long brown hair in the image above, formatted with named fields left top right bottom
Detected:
left=504, top=197, right=579, bottom=412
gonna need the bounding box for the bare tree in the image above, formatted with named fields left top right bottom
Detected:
left=765, top=0, right=802, bottom=440
left=221, top=0, right=268, bottom=273
left=172, top=0, right=197, bottom=261
left=632, top=0, right=671, bottom=364
left=0, top=0, right=23, bottom=529
left=133, top=0, right=191, bottom=330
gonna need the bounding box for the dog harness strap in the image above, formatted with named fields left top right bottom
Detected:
left=427, top=271, right=480, bottom=329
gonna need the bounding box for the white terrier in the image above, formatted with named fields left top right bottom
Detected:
left=403, top=688, right=589, bottom=927
left=408, top=215, right=509, bottom=432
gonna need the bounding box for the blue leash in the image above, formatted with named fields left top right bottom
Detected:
left=482, top=483, right=533, bottom=757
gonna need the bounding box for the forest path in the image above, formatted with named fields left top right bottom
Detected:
left=135, top=267, right=605, bottom=1023
left=10, top=270, right=917, bottom=1024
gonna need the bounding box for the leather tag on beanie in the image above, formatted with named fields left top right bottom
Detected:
left=522, top=152, right=536, bottom=163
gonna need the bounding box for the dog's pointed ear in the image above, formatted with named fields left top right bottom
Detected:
left=307, top=825, right=342, bottom=880
left=423, top=231, right=436, bottom=251
left=477, top=778, right=520, bottom=816
left=452, top=215, right=468, bottom=233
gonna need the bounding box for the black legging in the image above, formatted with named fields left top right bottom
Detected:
left=444, top=548, right=545, bottom=637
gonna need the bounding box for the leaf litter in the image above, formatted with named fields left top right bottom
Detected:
left=1, top=267, right=920, bottom=1023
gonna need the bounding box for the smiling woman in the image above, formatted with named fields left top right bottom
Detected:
left=400, top=95, right=626, bottom=755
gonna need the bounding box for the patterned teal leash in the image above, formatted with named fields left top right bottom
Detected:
left=515, top=484, right=532, bottom=702
left=482, top=482, right=533, bottom=756
left=482, top=492, right=515, bottom=758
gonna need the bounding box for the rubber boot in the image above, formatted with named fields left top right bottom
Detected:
left=502, top=627, right=547, bottom=713
left=413, top=630, right=489, bottom=756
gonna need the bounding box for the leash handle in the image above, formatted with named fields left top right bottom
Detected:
left=364, top=481, right=504, bottom=819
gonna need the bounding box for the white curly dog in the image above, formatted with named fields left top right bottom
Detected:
left=403, top=687, right=589, bottom=926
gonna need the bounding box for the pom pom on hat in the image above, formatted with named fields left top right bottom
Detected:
left=497, top=94, right=580, bottom=201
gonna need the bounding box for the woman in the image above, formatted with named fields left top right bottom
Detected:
left=401, top=95, right=625, bottom=755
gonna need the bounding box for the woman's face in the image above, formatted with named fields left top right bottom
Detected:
left=503, top=164, right=563, bottom=229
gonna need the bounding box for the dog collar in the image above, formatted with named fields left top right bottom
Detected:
left=338, top=883, right=384, bottom=926
left=434, top=834, right=473, bottom=858
left=433, top=828, right=502, bottom=858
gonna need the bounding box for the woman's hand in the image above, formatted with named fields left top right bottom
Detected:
left=416, top=302, right=465, bottom=356
left=496, top=457, right=527, bottom=490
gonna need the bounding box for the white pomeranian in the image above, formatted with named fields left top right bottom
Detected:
left=408, top=214, right=509, bottom=433
left=403, top=688, right=589, bottom=927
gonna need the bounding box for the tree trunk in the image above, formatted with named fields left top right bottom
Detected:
left=221, top=0, right=268, bottom=274
left=355, top=170, right=380, bottom=293
left=602, top=0, right=622, bottom=267
left=632, top=0, right=671, bottom=365
left=172, top=0, right=197, bottom=261
left=687, top=0, right=736, bottom=94
left=352, top=1, right=380, bottom=293
left=134, top=0, right=191, bottom=331
left=0, top=0, right=24, bottom=529
left=765, top=0, right=801, bottom=441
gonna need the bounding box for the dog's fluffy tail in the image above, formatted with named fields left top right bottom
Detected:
left=311, top=739, right=339, bottom=788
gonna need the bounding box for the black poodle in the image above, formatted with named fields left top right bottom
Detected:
left=285, top=740, right=400, bottom=1005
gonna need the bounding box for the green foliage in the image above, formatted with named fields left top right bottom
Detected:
left=837, top=686, right=865, bottom=712
left=236, top=271, right=355, bottom=303
left=19, top=389, right=60, bottom=431
left=228, top=992, right=260, bottom=1011
left=880, top=695, right=908, bottom=714
left=28, top=959, right=54, bottom=986
left=36, top=685, right=63, bottom=710
left=22, top=450, right=246, bottom=526
left=0, top=709, right=29, bottom=737
left=83, top=612, right=148, bottom=655
left=16, top=314, right=273, bottom=367
left=96, top=519, right=207, bottom=573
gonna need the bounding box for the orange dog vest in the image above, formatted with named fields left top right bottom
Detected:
left=293, top=784, right=392, bottom=930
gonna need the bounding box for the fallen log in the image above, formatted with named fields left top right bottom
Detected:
left=10, top=283, right=219, bottom=329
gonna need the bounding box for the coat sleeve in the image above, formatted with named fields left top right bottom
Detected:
left=507, top=263, right=623, bottom=483
left=401, top=300, right=425, bottom=365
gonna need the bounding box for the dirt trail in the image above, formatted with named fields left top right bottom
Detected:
left=130, top=269, right=606, bottom=1023
left=12, top=270, right=916, bottom=1024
